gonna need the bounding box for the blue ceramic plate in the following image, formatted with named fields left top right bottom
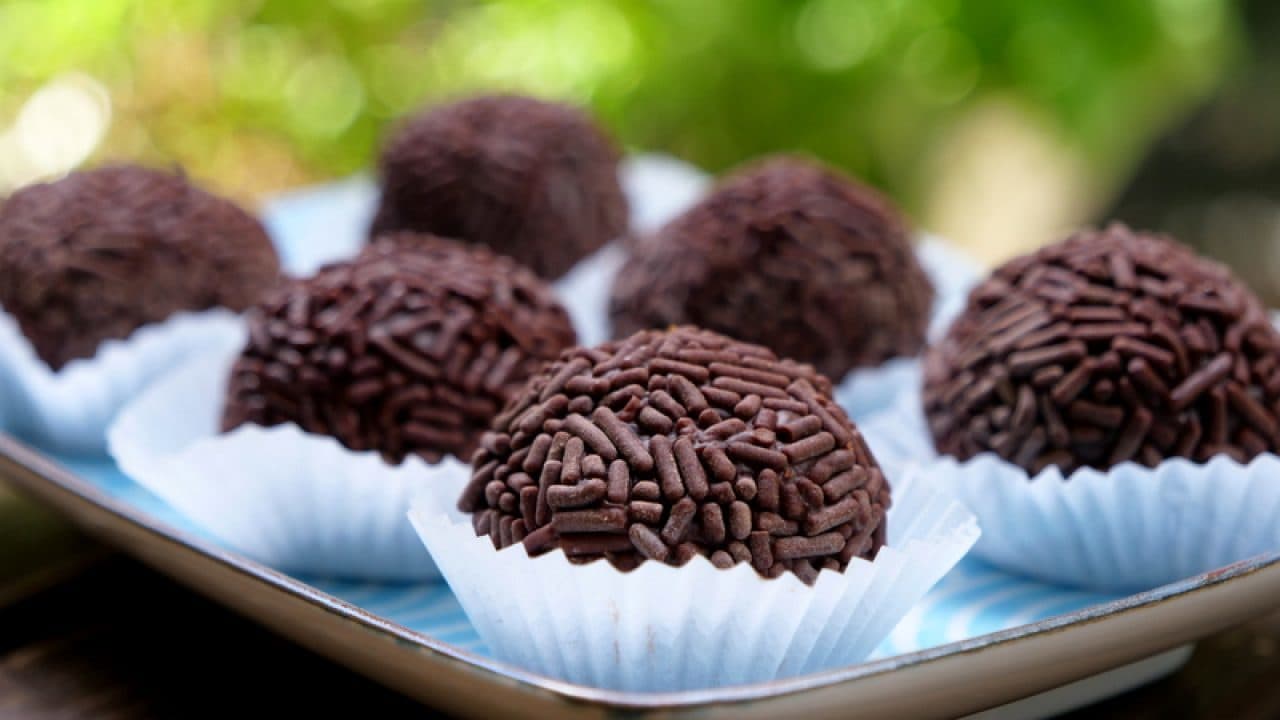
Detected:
left=3, top=163, right=1279, bottom=717
left=54, top=455, right=1112, bottom=661
left=253, top=168, right=1109, bottom=661
left=5, top=440, right=1277, bottom=719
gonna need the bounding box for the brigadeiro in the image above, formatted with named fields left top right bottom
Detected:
left=371, top=94, right=628, bottom=280
left=222, top=233, right=578, bottom=464
left=0, top=165, right=279, bottom=370
left=459, top=325, right=891, bottom=585
left=923, top=223, right=1280, bottom=475
left=412, top=325, right=978, bottom=690
left=609, top=155, right=934, bottom=380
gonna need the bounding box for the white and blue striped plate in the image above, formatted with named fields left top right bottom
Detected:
left=12, top=163, right=1255, bottom=716
left=55, top=162, right=1118, bottom=664
left=58, top=455, right=1116, bottom=662
left=253, top=167, right=1114, bottom=660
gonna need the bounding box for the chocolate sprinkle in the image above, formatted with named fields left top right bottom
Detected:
left=0, top=165, right=278, bottom=369
left=924, top=224, right=1280, bottom=474
left=371, top=94, right=628, bottom=280
left=609, top=156, right=934, bottom=379
left=461, top=326, right=891, bottom=583
left=222, top=234, right=577, bottom=464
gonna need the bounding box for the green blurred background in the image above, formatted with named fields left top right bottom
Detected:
left=2, top=0, right=1279, bottom=297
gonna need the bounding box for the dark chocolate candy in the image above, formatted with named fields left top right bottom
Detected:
left=923, top=223, right=1280, bottom=474
left=371, top=94, right=628, bottom=280
left=222, top=234, right=577, bottom=464
left=0, top=165, right=278, bottom=369
left=609, top=155, right=933, bottom=379
left=461, top=326, right=891, bottom=583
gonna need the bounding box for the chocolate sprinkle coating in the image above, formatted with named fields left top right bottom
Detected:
left=222, top=234, right=577, bottom=464
left=609, top=156, right=934, bottom=379
left=461, top=326, right=891, bottom=583
left=0, top=165, right=278, bottom=369
left=923, top=224, right=1280, bottom=474
left=371, top=94, right=628, bottom=280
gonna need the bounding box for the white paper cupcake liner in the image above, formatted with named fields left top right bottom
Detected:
left=916, top=234, right=985, bottom=342
left=107, top=350, right=469, bottom=581
left=833, top=235, right=984, bottom=421
left=256, top=164, right=978, bottom=425
left=408, top=473, right=979, bottom=692
left=551, top=242, right=628, bottom=348
left=263, top=174, right=379, bottom=277
left=259, top=157, right=709, bottom=351
left=835, top=356, right=924, bottom=423
left=554, top=233, right=986, bottom=423
left=857, top=385, right=936, bottom=476
left=539, top=155, right=713, bottom=348
left=860, top=387, right=1280, bottom=593
left=261, top=153, right=711, bottom=278
left=618, top=153, right=712, bottom=235
left=0, top=307, right=245, bottom=456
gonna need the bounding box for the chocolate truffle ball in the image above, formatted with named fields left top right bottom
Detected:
left=461, top=326, right=890, bottom=584
left=372, top=94, right=628, bottom=280
left=0, top=165, right=279, bottom=369
left=222, top=234, right=577, bottom=464
left=609, top=156, right=934, bottom=380
left=923, top=224, right=1280, bottom=475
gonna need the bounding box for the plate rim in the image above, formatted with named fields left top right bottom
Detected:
left=2, top=432, right=1278, bottom=712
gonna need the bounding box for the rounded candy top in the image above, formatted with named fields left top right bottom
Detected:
left=461, top=326, right=891, bottom=584
left=372, top=94, right=628, bottom=280
left=924, top=224, right=1280, bottom=474
left=0, top=165, right=278, bottom=369
left=222, top=234, right=577, bottom=464
left=609, top=155, right=934, bottom=379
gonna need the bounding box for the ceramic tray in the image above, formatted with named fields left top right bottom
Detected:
left=5, top=162, right=1280, bottom=717
left=3, top=437, right=1280, bottom=719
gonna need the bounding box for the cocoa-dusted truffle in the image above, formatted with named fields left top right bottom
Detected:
left=460, top=326, right=890, bottom=584
left=372, top=94, right=628, bottom=279
left=609, top=156, right=934, bottom=379
left=923, top=224, right=1280, bottom=475
left=222, top=234, right=577, bottom=464
left=0, top=165, right=279, bottom=369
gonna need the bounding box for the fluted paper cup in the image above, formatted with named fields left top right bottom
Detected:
left=834, top=236, right=984, bottom=421
left=108, top=350, right=468, bottom=581
left=552, top=243, right=628, bottom=348
left=861, top=387, right=1280, bottom=593
left=557, top=234, right=985, bottom=422
left=408, top=473, right=979, bottom=691
left=0, top=307, right=244, bottom=456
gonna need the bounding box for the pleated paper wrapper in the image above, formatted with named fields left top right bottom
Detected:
left=861, top=386, right=1280, bottom=593
left=0, top=307, right=244, bottom=456
left=833, top=236, right=983, bottom=420
left=558, top=235, right=984, bottom=423
left=259, top=157, right=980, bottom=422
left=108, top=350, right=469, bottom=582
left=408, top=473, right=979, bottom=692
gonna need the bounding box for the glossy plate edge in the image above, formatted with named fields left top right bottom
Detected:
left=2, top=434, right=1278, bottom=720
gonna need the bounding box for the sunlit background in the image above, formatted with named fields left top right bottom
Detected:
left=3, top=0, right=1279, bottom=299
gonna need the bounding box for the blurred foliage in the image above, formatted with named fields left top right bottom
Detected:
left=0, top=0, right=1239, bottom=210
